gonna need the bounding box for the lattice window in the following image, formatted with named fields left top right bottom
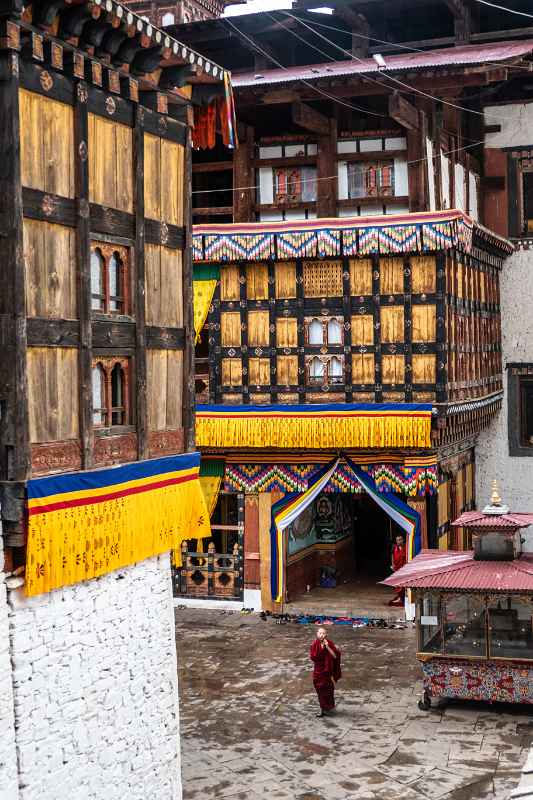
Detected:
left=303, top=260, right=343, bottom=297
left=348, top=160, right=394, bottom=199
left=90, top=241, right=130, bottom=315
left=91, top=357, right=131, bottom=428
left=306, top=355, right=344, bottom=386
left=305, top=316, right=344, bottom=346
left=273, top=166, right=317, bottom=204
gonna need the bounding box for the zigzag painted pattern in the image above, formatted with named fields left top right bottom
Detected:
left=224, top=462, right=438, bottom=495
left=204, top=233, right=275, bottom=262
left=192, top=236, right=204, bottom=261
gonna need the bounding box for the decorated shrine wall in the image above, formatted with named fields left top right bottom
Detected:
left=201, top=243, right=504, bottom=410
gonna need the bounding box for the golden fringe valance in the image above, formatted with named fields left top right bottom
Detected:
left=196, top=403, right=432, bottom=450
left=26, top=453, right=210, bottom=596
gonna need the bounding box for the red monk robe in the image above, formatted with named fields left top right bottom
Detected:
left=310, top=632, right=341, bottom=716
left=389, top=535, right=407, bottom=606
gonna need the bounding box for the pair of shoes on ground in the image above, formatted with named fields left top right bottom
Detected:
left=316, top=708, right=335, bottom=718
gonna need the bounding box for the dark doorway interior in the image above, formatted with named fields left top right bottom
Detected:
left=351, top=495, right=400, bottom=580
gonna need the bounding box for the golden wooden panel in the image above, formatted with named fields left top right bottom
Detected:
left=380, top=257, right=404, bottom=295
left=144, top=133, right=161, bottom=220
left=220, top=265, right=240, bottom=301
left=465, top=462, right=474, bottom=504
left=277, top=355, right=298, bottom=385
left=220, top=311, right=242, bottom=347
left=412, top=304, right=436, bottom=342
left=383, top=391, right=405, bottom=401
left=456, top=260, right=464, bottom=298
left=161, top=138, right=184, bottom=226
left=307, top=392, right=344, bottom=403
left=20, top=89, right=75, bottom=198
left=249, top=394, right=271, bottom=404
left=247, top=263, right=268, bottom=300
left=382, top=355, right=405, bottom=384
left=380, top=306, right=404, bottom=342
left=303, top=259, right=343, bottom=297
left=438, top=481, right=449, bottom=527
left=412, top=354, right=436, bottom=383
left=277, top=393, right=298, bottom=403
left=248, top=310, right=269, bottom=347
left=89, top=113, right=133, bottom=213
left=222, top=394, right=241, bottom=405
left=276, top=318, right=298, bottom=348
left=411, top=255, right=436, bottom=294
left=147, top=350, right=183, bottom=431
left=145, top=244, right=183, bottom=327
left=350, top=314, right=374, bottom=346
left=413, top=390, right=436, bottom=402
left=27, top=347, right=79, bottom=442
left=349, top=258, right=372, bottom=295
left=353, top=391, right=374, bottom=402
left=352, top=353, right=374, bottom=384
left=275, top=261, right=296, bottom=298
left=222, top=358, right=242, bottom=386
left=249, top=358, right=270, bottom=385
left=24, top=219, right=77, bottom=319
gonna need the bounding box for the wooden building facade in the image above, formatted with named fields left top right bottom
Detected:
left=0, top=0, right=231, bottom=570
left=172, top=1, right=532, bottom=607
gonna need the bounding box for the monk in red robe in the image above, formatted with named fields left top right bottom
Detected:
left=310, top=627, right=341, bottom=717
left=388, top=534, right=406, bottom=606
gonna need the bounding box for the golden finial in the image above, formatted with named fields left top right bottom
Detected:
left=490, top=479, right=502, bottom=507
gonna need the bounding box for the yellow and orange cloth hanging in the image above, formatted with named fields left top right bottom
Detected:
left=26, top=453, right=211, bottom=596
left=192, top=75, right=237, bottom=150
left=193, top=263, right=220, bottom=344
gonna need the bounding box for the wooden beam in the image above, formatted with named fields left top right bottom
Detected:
left=444, top=0, right=474, bottom=44
left=193, top=206, right=233, bottom=216
left=133, top=106, right=148, bottom=461
left=389, top=93, right=419, bottom=131
left=192, top=160, right=233, bottom=173
left=316, top=118, right=337, bottom=218
left=182, top=124, right=195, bottom=453
left=233, top=124, right=254, bottom=223
left=292, top=101, right=330, bottom=136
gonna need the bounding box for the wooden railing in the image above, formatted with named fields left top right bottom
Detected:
left=174, top=539, right=242, bottom=599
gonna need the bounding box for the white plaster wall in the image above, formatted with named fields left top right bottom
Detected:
left=7, top=554, right=181, bottom=800
left=0, top=526, right=19, bottom=800
left=484, top=102, right=533, bottom=149
left=476, top=247, right=533, bottom=515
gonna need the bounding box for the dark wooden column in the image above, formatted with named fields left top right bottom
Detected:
left=134, top=106, right=148, bottom=459
left=233, top=123, right=254, bottom=223
left=182, top=121, right=195, bottom=451
left=74, top=80, right=93, bottom=469
left=316, top=118, right=337, bottom=218
left=0, top=48, right=30, bottom=481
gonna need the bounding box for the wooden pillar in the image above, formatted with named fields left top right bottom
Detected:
left=0, top=49, right=30, bottom=481
left=407, top=498, right=428, bottom=550
left=316, top=118, right=337, bottom=218
left=233, top=123, right=254, bottom=223
left=243, top=494, right=260, bottom=590
left=74, top=79, right=93, bottom=469
left=406, top=110, right=428, bottom=212
left=134, top=107, right=148, bottom=459
left=182, top=122, right=195, bottom=451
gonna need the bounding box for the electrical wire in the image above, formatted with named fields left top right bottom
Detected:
left=191, top=138, right=485, bottom=195
left=475, top=0, right=533, bottom=19
left=224, top=16, right=388, bottom=118
left=281, top=10, right=507, bottom=121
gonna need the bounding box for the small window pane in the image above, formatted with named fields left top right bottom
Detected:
left=348, top=163, right=365, bottom=199
left=108, top=253, right=122, bottom=312
left=443, top=595, right=486, bottom=657
left=91, top=250, right=104, bottom=310
left=521, top=379, right=533, bottom=446
left=308, top=319, right=323, bottom=345
left=419, top=593, right=442, bottom=653
left=91, top=365, right=105, bottom=425
left=329, top=356, right=343, bottom=383
left=111, top=364, right=124, bottom=425
left=488, top=597, right=533, bottom=659
left=327, top=318, right=342, bottom=345
left=309, top=357, right=324, bottom=379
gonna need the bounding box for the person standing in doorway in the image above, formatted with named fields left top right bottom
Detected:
left=388, top=534, right=406, bottom=606
left=310, top=627, right=341, bottom=717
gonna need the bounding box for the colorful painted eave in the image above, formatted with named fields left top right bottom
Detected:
left=192, top=210, right=514, bottom=262
left=196, top=403, right=433, bottom=450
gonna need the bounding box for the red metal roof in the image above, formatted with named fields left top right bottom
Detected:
left=232, top=40, right=533, bottom=89
left=451, top=511, right=533, bottom=529
left=382, top=549, right=533, bottom=591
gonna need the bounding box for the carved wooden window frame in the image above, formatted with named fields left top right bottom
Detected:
left=306, top=355, right=345, bottom=387
left=90, top=241, right=131, bottom=316
left=91, top=356, right=132, bottom=429
left=304, top=316, right=344, bottom=347
left=347, top=160, right=395, bottom=200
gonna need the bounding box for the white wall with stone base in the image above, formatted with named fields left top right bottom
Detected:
left=477, top=248, right=533, bottom=520
left=4, top=553, right=182, bottom=800
left=0, top=535, right=19, bottom=800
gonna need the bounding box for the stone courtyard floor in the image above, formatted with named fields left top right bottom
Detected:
left=176, top=608, right=533, bottom=800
